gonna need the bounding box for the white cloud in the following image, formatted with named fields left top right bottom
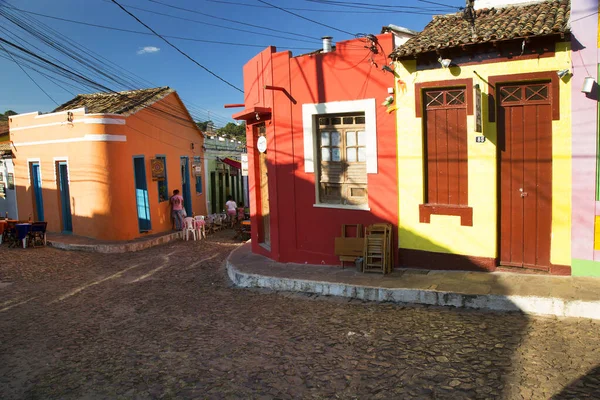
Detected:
left=137, top=46, right=160, bottom=55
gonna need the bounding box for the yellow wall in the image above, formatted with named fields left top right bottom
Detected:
left=394, top=42, right=572, bottom=265
left=8, top=93, right=206, bottom=241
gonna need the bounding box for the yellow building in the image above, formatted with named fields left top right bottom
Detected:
left=391, top=0, right=572, bottom=274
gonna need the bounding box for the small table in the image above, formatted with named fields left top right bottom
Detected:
left=15, top=223, right=32, bottom=248
left=234, top=220, right=251, bottom=240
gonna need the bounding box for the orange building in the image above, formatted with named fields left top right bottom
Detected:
left=7, top=87, right=206, bottom=241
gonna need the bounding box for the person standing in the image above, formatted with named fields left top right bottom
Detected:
left=170, top=189, right=185, bottom=230
left=225, top=196, right=237, bottom=228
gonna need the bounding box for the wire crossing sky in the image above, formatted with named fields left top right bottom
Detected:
left=0, top=0, right=465, bottom=124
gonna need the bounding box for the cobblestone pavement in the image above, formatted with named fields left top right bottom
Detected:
left=1, top=231, right=599, bottom=400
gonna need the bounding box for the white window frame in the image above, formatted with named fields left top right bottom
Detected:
left=302, top=99, right=376, bottom=210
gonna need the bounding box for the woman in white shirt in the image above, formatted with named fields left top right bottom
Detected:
left=225, top=196, right=237, bottom=228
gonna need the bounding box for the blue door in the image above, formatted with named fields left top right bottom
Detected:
left=58, top=162, right=73, bottom=232
left=180, top=157, right=192, bottom=216
left=133, top=156, right=151, bottom=232
left=31, top=163, right=44, bottom=221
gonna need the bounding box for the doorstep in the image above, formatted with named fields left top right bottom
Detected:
left=227, top=243, right=600, bottom=320
left=47, top=231, right=182, bottom=253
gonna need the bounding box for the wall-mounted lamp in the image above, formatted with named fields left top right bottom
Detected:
left=557, top=69, right=570, bottom=79
left=190, top=142, right=195, bottom=150
left=255, top=112, right=260, bottom=121
left=438, top=57, right=452, bottom=69
left=582, top=76, right=595, bottom=93
left=67, top=111, right=74, bottom=122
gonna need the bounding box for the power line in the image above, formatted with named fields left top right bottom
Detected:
left=0, top=41, right=59, bottom=105
left=0, top=37, right=116, bottom=93
left=417, top=0, right=461, bottom=10
left=109, top=0, right=243, bottom=93
left=149, top=0, right=321, bottom=41
left=256, top=0, right=355, bottom=37
left=205, top=0, right=445, bottom=13
left=304, top=0, right=447, bottom=13
left=103, top=0, right=321, bottom=45
left=5, top=6, right=314, bottom=51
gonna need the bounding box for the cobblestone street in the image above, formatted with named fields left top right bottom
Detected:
left=1, top=233, right=599, bottom=399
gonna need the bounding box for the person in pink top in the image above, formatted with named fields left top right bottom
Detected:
left=170, top=189, right=185, bottom=230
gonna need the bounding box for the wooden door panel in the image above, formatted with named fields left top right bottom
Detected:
left=499, top=82, right=552, bottom=269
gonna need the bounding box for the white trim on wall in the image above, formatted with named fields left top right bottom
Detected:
left=10, top=118, right=126, bottom=132
left=301, top=98, right=377, bottom=174
left=13, top=134, right=127, bottom=147
left=34, top=107, right=87, bottom=119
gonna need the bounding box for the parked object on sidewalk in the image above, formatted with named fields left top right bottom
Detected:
left=234, top=219, right=251, bottom=241
left=363, top=223, right=393, bottom=274
left=194, top=215, right=206, bottom=239
left=29, top=221, right=47, bottom=247
left=183, top=217, right=197, bottom=241
left=334, top=224, right=364, bottom=269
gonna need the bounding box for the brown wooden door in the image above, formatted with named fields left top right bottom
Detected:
left=499, top=82, right=552, bottom=269
left=257, top=124, right=270, bottom=246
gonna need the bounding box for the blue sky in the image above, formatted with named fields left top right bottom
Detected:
left=0, top=0, right=464, bottom=127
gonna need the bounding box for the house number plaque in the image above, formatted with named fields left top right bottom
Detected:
left=475, top=136, right=486, bottom=143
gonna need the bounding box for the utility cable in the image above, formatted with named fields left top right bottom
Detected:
left=102, top=0, right=320, bottom=45
left=110, top=0, right=243, bottom=93
left=256, top=0, right=355, bottom=36
left=0, top=41, right=58, bottom=105
left=149, top=0, right=321, bottom=41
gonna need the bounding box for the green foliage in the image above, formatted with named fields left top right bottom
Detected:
left=0, top=110, right=17, bottom=121
left=216, top=122, right=246, bottom=142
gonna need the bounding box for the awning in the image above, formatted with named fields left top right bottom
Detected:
left=221, top=157, right=241, bottom=169
left=232, top=106, right=271, bottom=122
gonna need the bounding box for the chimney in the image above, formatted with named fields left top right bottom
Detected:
left=322, top=36, right=333, bottom=53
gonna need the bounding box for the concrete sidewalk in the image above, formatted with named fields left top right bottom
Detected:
left=227, top=243, right=600, bottom=320
left=48, top=231, right=182, bottom=253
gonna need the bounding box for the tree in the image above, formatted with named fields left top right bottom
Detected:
left=0, top=110, right=17, bottom=121
left=216, top=122, right=246, bottom=142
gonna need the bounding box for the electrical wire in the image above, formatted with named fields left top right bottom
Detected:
left=148, top=0, right=321, bottom=41
left=4, top=6, right=314, bottom=51
left=102, top=0, right=321, bottom=45
left=111, top=0, right=241, bottom=93
left=0, top=41, right=59, bottom=105
left=256, top=0, right=355, bottom=37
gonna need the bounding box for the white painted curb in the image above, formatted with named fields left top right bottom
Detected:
left=226, top=248, right=600, bottom=320
left=49, top=231, right=182, bottom=254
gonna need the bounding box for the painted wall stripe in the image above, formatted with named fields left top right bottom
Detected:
left=13, top=134, right=127, bottom=147
left=10, top=118, right=126, bottom=132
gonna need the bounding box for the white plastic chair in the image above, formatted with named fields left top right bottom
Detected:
left=194, top=215, right=206, bottom=239
left=183, top=217, right=197, bottom=241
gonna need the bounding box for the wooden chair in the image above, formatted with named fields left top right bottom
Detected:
left=363, top=223, right=392, bottom=274
left=29, top=221, right=47, bottom=247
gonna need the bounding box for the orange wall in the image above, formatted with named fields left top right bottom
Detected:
left=8, top=93, right=205, bottom=241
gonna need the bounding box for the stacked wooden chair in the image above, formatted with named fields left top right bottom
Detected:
left=362, top=223, right=393, bottom=274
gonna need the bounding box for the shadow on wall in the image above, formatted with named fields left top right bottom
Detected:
left=13, top=184, right=172, bottom=241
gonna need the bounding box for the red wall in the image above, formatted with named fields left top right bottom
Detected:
left=242, top=35, right=398, bottom=266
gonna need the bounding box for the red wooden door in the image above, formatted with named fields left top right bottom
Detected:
left=499, top=82, right=552, bottom=269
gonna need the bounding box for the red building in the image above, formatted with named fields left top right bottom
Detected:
left=232, top=33, right=401, bottom=265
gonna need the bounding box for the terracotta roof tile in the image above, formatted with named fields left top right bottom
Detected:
left=52, top=87, right=174, bottom=116
left=391, top=0, right=570, bottom=59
